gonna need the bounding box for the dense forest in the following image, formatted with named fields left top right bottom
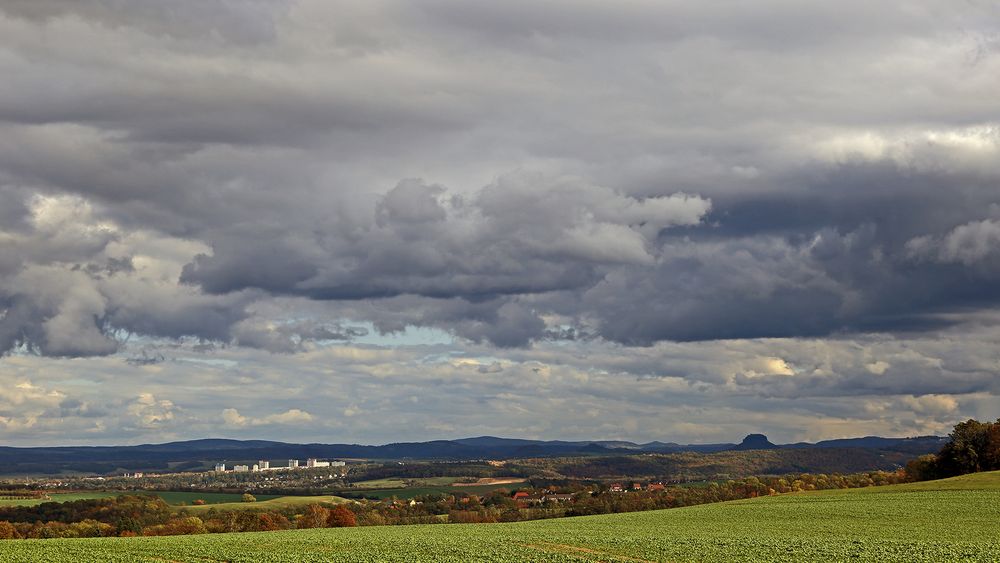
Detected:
left=518, top=447, right=915, bottom=480
left=905, top=419, right=1000, bottom=481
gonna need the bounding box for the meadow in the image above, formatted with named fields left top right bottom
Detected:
left=0, top=492, right=119, bottom=508
left=0, top=491, right=283, bottom=508
left=0, top=490, right=350, bottom=514
left=346, top=476, right=527, bottom=499
left=145, top=491, right=282, bottom=506
left=180, top=494, right=349, bottom=512
left=1, top=471, right=998, bottom=562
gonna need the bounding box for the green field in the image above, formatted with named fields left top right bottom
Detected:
left=0, top=491, right=284, bottom=508
left=150, top=491, right=281, bottom=506
left=0, top=492, right=119, bottom=507
left=346, top=477, right=526, bottom=499
left=2, top=471, right=999, bottom=562
left=180, top=495, right=350, bottom=512
left=0, top=491, right=332, bottom=510
left=349, top=478, right=411, bottom=489
left=350, top=476, right=463, bottom=488
left=347, top=484, right=517, bottom=499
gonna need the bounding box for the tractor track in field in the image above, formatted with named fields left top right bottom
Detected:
left=523, top=541, right=659, bottom=562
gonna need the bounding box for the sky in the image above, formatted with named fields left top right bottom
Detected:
left=1, top=0, right=999, bottom=447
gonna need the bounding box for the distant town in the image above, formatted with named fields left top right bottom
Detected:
left=213, top=458, right=347, bottom=473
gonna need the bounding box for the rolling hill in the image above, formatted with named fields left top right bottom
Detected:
left=0, top=434, right=946, bottom=475
left=1, top=471, right=997, bottom=561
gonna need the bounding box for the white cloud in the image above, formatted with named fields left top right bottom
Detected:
left=866, top=361, right=890, bottom=375
left=126, top=393, right=175, bottom=428
left=900, top=394, right=959, bottom=416
left=222, top=408, right=248, bottom=427
left=222, top=407, right=314, bottom=427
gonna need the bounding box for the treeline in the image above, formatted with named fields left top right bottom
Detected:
left=534, top=448, right=913, bottom=481
left=0, top=490, right=44, bottom=500
left=345, top=462, right=528, bottom=482
left=0, top=459, right=190, bottom=475
left=0, top=495, right=171, bottom=539
left=905, top=419, right=1000, bottom=481
left=0, top=494, right=357, bottom=539
left=564, top=472, right=906, bottom=517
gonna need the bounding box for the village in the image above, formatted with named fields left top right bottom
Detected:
left=509, top=481, right=665, bottom=505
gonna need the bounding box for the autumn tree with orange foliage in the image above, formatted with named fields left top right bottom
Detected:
left=296, top=504, right=330, bottom=529
left=327, top=506, right=357, bottom=527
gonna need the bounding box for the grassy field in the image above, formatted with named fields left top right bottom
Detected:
left=151, top=491, right=282, bottom=506
left=346, top=476, right=526, bottom=499
left=0, top=491, right=327, bottom=510
left=1, top=471, right=999, bottom=562
left=348, top=477, right=411, bottom=489
left=180, top=495, right=350, bottom=512
left=347, top=484, right=517, bottom=499
left=0, top=492, right=119, bottom=507
left=0, top=491, right=285, bottom=508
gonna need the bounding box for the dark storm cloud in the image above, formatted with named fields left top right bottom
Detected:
left=180, top=175, right=710, bottom=303
left=0, top=189, right=254, bottom=357
left=0, top=0, right=998, bottom=358
left=231, top=318, right=370, bottom=353
left=582, top=158, right=1000, bottom=344
left=0, top=0, right=1000, bottom=450
left=174, top=155, right=1000, bottom=347
left=370, top=296, right=549, bottom=349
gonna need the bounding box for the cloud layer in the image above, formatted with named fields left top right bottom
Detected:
left=1, top=0, right=999, bottom=444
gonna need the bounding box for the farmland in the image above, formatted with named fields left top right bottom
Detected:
left=0, top=491, right=284, bottom=508
left=151, top=491, right=281, bottom=506
left=0, top=492, right=119, bottom=508
left=345, top=476, right=527, bottom=499
left=0, top=490, right=352, bottom=516
left=180, top=494, right=350, bottom=512
left=1, top=471, right=998, bottom=561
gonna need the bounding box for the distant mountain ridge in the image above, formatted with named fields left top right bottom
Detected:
left=0, top=434, right=947, bottom=476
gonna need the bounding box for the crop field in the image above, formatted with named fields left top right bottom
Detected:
left=2, top=471, right=999, bottom=562
left=348, top=477, right=411, bottom=489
